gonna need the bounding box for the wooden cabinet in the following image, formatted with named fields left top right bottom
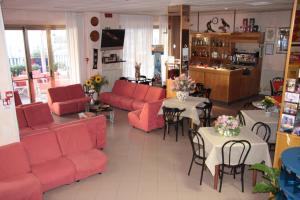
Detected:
left=273, top=0, right=300, bottom=168
left=190, top=33, right=233, bottom=66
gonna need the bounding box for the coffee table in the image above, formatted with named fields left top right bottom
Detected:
left=87, top=103, right=114, bottom=123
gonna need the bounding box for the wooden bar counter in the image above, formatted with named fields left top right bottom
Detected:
left=189, top=65, right=261, bottom=103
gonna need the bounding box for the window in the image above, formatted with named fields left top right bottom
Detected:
left=153, top=25, right=160, bottom=45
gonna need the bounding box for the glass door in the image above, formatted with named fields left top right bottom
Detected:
left=5, top=30, right=31, bottom=104
left=27, top=30, right=51, bottom=102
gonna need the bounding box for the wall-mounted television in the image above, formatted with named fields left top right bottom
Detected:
left=101, top=29, right=125, bottom=50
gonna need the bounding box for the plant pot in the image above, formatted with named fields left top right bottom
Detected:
left=176, top=91, right=189, bottom=102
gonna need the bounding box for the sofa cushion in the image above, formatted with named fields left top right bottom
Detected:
left=55, top=123, right=94, bottom=155
left=48, top=86, right=69, bottom=103
left=16, top=107, right=28, bottom=129
left=122, top=81, right=136, bottom=97
left=119, top=97, right=134, bottom=111
left=67, top=149, right=107, bottom=180
left=23, top=103, right=54, bottom=127
left=0, top=173, right=42, bottom=200
left=19, top=127, right=49, bottom=139
left=52, top=101, right=78, bottom=116
left=144, top=87, right=165, bottom=102
left=66, top=84, right=85, bottom=99
left=133, top=84, right=149, bottom=101
left=112, top=80, right=127, bottom=96
left=31, top=158, right=75, bottom=192
left=132, top=100, right=146, bottom=110
left=0, top=143, right=30, bottom=180
left=21, top=130, right=62, bottom=165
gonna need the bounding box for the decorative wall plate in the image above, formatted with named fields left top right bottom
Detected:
left=91, top=17, right=99, bottom=26
left=90, top=30, right=99, bottom=42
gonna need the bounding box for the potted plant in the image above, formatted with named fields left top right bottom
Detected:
left=84, top=73, right=108, bottom=104
left=171, top=73, right=195, bottom=102
left=251, top=163, right=281, bottom=200
left=261, top=96, right=276, bottom=116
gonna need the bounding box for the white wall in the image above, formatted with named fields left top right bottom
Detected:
left=190, top=10, right=292, bottom=94
left=0, top=7, right=20, bottom=146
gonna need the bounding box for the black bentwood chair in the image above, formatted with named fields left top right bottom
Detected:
left=218, top=140, right=251, bottom=192
left=187, top=129, right=206, bottom=185
left=237, top=111, right=246, bottom=126
left=196, top=101, right=216, bottom=127
left=162, top=106, right=185, bottom=142
left=251, top=122, right=273, bottom=150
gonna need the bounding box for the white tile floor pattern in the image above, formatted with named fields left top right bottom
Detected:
left=45, top=109, right=268, bottom=200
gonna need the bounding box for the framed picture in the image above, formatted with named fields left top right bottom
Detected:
left=265, top=27, right=276, bottom=42
left=286, top=78, right=296, bottom=92
left=280, top=113, right=295, bottom=133
left=265, top=43, right=274, bottom=55
left=283, top=102, right=298, bottom=115
left=284, top=92, right=300, bottom=103
left=276, top=27, right=290, bottom=54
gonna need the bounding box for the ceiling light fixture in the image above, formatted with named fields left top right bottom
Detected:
left=247, top=1, right=272, bottom=6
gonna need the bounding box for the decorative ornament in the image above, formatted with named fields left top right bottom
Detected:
left=90, top=30, right=99, bottom=42
left=90, top=17, right=99, bottom=26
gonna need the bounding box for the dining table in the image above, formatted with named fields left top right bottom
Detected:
left=194, top=126, right=272, bottom=190
left=159, top=96, right=209, bottom=126
left=241, top=109, right=279, bottom=144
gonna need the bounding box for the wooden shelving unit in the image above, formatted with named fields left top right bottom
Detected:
left=273, top=0, right=300, bottom=168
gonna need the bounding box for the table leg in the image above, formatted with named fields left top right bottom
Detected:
left=214, top=165, right=220, bottom=190
left=252, top=170, right=257, bottom=186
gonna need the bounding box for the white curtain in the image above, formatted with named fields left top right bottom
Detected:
left=120, top=15, right=153, bottom=78
left=159, top=16, right=168, bottom=83
left=65, top=12, right=85, bottom=84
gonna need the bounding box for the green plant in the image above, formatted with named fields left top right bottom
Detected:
left=251, top=163, right=280, bottom=200
left=10, top=65, right=26, bottom=76
left=32, top=64, right=40, bottom=71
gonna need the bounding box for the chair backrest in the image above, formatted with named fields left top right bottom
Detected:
left=251, top=122, right=271, bottom=143
left=119, top=77, right=128, bottom=80
left=237, top=111, right=246, bottom=126
left=188, top=129, right=205, bottom=159
left=221, top=140, right=251, bottom=166
left=196, top=101, right=213, bottom=127
left=270, top=77, right=283, bottom=96
left=162, top=106, right=185, bottom=123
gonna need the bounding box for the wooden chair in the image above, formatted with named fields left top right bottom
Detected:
left=162, top=106, right=185, bottom=142
left=270, top=77, right=283, bottom=96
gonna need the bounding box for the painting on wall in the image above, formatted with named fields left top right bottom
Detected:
left=276, top=27, right=289, bottom=54
left=265, top=27, right=276, bottom=42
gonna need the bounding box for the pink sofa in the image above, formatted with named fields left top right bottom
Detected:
left=16, top=102, right=107, bottom=149
left=47, top=84, right=90, bottom=116
left=0, top=143, right=42, bottom=200
left=128, top=100, right=164, bottom=132
left=0, top=123, right=107, bottom=199
left=100, top=80, right=165, bottom=111
left=100, top=80, right=165, bottom=132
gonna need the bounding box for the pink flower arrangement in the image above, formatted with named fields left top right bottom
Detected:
left=171, top=73, right=195, bottom=92
left=215, top=115, right=240, bottom=137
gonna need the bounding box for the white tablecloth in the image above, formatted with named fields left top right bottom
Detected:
left=241, top=110, right=279, bottom=144
left=159, top=96, right=209, bottom=125
left=194, top=127, right=272, bottom=176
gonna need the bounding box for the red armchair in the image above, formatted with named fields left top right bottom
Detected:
left=128, top=100, right=164, bottom=132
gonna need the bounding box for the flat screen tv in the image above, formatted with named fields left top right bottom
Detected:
left=101, top=29, right=125, bottom=50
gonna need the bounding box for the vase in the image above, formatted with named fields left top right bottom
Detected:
left=265, top=110, right=271, bottom=117
left=91, top=92, right=99, bottom=105
left=176, top=91, right=189, bottom=102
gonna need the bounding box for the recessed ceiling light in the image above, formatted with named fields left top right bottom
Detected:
left=247, top=1, right=272, bottom=6
left=224, top=7, right=228, bottom=10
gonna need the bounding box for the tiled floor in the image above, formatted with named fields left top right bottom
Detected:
left=46, top=97, right=268, bottom=200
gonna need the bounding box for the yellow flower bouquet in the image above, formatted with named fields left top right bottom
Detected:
left=84, top=73, right=108, bottom=94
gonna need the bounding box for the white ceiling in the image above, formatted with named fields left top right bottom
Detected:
left=2, top=0, right=294, bottom=15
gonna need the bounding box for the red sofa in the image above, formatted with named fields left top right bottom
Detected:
left=16, top=103, right=107, bottom=149
left=0, top=122, right=107, bottom=199
left=100, top=80, right=165, bottom=132
left=100, top=80, right=165, bottom=111
left=47, top=84, right=90, bottom=116
left=128, top=100, right=164, bottom=132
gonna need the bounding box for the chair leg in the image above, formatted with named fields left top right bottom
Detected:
left=233, top=167, right=236, bottom=179
left=188, top=154, right=195, bottom=176
left=163, top=124, right=167, bottom=140
left=200, top=160, right=205, bottom=185
left=181, top=120, right=184, bottom=136
left=241, top=165, right=245, bottom=192
left=188, top=155, right=194, bottom=176
left=219, top=166, right=224, bottom=192
left=175, top=123, right=178, bottom=142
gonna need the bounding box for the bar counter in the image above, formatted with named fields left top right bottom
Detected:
left=189, top=65, right=261, bottom=103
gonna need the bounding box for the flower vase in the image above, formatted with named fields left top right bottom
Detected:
left=176, top=91, right=189, bottom=102
left=92, top=92, right=99, bottom=105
